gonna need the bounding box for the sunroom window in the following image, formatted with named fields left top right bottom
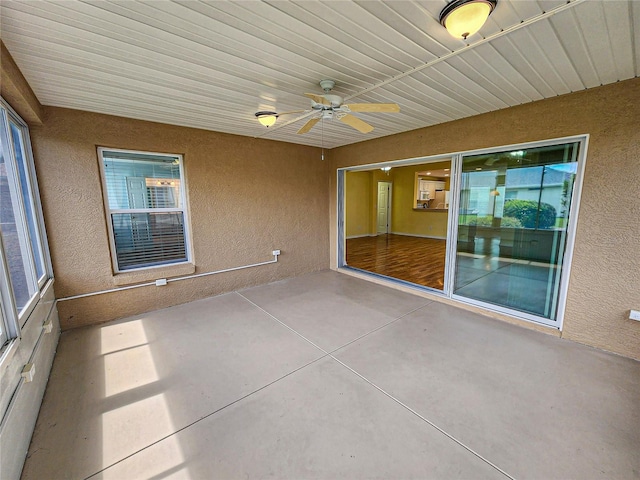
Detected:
left=98, top=148, right=190, bottom=272
left=0, top=98, right=51, bottom=340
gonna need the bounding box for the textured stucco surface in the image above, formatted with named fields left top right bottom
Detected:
left=0, top=41, right=43, bottom=124
left=331, top=78, right=640, bottom=360
left=30, top=107, right=330, bottom=329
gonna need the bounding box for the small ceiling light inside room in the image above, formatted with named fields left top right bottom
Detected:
left=255, top=111, right=278, bottom=127
left=439, top=0, right=497, bottom=40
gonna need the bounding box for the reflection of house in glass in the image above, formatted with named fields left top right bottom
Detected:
left=504, top=166, right=576, bottom=224
left=460, top=159, right=577, bottom=227
left=455, top=144, right=580, bottom=321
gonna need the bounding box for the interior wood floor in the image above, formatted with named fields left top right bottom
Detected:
left=346, top=234, right=446, bottom=290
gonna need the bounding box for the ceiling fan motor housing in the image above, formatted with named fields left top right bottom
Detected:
left=324, top=94, right=343, bottom=107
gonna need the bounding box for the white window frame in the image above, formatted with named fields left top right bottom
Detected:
left=97, top=147, right=192, bottom=273
left=0, top=98, right=52, bottom=350
left=0, top=251, right=17, bottom=346
left=7, top=117, right=50, bottom=289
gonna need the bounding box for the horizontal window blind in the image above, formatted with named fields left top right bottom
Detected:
left=99, top=149, right=189, bottom=271
left=112, top=213, right=186, bottom=269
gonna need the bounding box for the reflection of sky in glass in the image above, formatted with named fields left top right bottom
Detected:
left=546, top=163, right=578, bottom=174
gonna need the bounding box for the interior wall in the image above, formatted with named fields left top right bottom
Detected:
left=30, top=107, right=330, bottom=329
left=345, top=163, right=452, bottom=239
left=345, top=171, right=372, bottom=238
left=391, top=164, right=449, bottom=238
left=331, top=78, right=640, bottom=360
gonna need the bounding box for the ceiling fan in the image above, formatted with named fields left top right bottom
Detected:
left=295, top=80, right=400, bottom=135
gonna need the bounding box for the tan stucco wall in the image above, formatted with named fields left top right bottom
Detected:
left=0, top=41, right=43, bottom=125
left=30, top=107, right=330, bottom=329
left=331, top=78, right=640, bottom=360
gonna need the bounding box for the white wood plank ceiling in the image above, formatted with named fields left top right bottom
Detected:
left=2, top=0, right=638, bottom=149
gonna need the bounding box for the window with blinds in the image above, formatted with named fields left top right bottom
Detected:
left=98, top=148, right=190, bottom=272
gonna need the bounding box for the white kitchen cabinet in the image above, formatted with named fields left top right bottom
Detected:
left=418, top=179, right=445, bottom=200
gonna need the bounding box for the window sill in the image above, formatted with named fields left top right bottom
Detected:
left=113, top=263, right=195, bottom=286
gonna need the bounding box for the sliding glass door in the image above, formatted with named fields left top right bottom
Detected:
left=453, top=142, right=581, bottom=323
left=338, top=137, right=585, bottom=327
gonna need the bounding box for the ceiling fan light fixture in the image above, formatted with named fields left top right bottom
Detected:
left=255, top=111, right=278, bottom=127
left=439, top=0, right=497, bottom=40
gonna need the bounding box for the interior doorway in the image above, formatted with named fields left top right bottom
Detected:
left=376, top=182, right=392, bottom=234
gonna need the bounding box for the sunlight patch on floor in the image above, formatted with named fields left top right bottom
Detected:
left=103, top=345, right=159, bottom=397
left=100, top=319, right=149, bottom=355
left=99, top=319, right=190, bottom=478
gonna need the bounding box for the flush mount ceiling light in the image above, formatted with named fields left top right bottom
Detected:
left=439, top=0, right=497, bottom=40
left=255, top=111, right=278, bottom=127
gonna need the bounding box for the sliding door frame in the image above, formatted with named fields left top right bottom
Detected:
left=444, top=153, right=462, bottom=297
left=337, top=134, right=589, bottom=331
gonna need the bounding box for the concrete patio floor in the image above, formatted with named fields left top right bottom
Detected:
left=21, top=270, right=640, bottom=479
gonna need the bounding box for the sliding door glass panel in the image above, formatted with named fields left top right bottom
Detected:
left=344, top=161, right=451, bottom=290
left=454, top=142, right=579, bottom=321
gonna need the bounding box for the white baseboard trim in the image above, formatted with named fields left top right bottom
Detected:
left=390, top=231, right=447, bottom=240
left=346, top=234, right=377, bottom=239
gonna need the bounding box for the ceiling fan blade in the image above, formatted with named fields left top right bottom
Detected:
left=304, top=93, right=330, bottom=105
left=339, top=114, right=374, bottom=133
left=297, top=117, right=320, bottom=134
left=343, top=103, right=400, bottom=113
